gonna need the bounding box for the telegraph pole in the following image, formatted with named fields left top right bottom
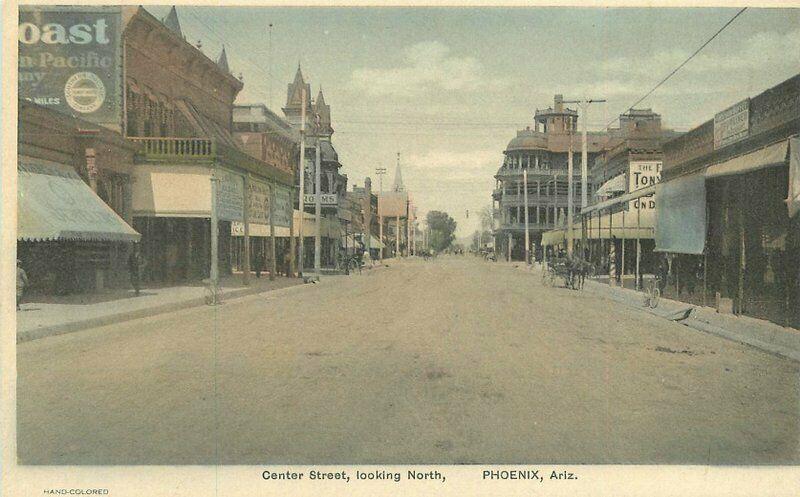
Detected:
left=297, top=88, right=306, bottom=276
left=523, top=168, right=530, bottom=266
left=314, top=131, right=322, bottom=275
left=210, top=172, right=220, bottom=304
left=375, top=167, right=386, bottom=193
left=563, top=97, right=606, bottom=209
left=567, top=120, right=574, bottom=257
left=376, top=166, right=386, bottom=261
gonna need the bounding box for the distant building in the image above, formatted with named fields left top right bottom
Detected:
left=495, top=95, right=662, bottom=261
left=282, top=66, right=348, bottom=269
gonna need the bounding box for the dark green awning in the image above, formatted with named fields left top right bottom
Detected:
left=17, top=157, right=140, bottom=242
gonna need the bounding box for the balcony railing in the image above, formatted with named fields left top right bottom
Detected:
left=129, top=137, right=293, bottom=184
left=498, top=222, right=558, bottom=231
left=131, top=137, right=216, bottom=158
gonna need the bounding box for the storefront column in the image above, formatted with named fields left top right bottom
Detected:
left=243, top=175, right=251, bottom=285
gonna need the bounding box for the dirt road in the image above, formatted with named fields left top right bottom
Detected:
left=17, top=256, right=800, bottom=464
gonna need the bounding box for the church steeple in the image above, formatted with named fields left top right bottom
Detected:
left=162, top=6, right=183, bottom=38
left=283, top=63, right=312, bottom=129
left=216, top=46, right=230, bottom=73
left=313, top=86, right=333, bottom=138
left=393, top=152, right=405, bottom=192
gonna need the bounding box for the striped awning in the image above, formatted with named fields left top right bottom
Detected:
left=17, top=157, right=140, bottom=243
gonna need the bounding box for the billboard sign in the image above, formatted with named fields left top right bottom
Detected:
left=248, top=178, right=270, bottom=225
left=19, top=6, right=122, bottom=129
left=628, top=161, right=661, bottom=211
left=714, top=99, right=749, bottom=150
left=216, top=170, right=244, bottom=222
left=273, top=184, right=292, bottom=228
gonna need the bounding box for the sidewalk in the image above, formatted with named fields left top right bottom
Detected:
left=16, top=274, right=303, bottom=343
left=577, top=269, right=800, bottom=362
left=518, top=263, right=800, bottom=362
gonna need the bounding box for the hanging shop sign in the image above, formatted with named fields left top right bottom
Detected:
left=18, top=6, right=122, bottom=129
left=303, top=193, right=338, bottom=206
left=628, top=161, right=661, bottom=211
left=714, top=98, right=749, bottom=150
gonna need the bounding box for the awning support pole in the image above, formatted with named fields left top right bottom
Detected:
left=243, top=175, right=250, bottom=286
left=210, top=172, right=220, bottom=304
left=636, top=200, right=641, bottom=291
left=621, top=207, right=626, bottom=287
left=270, top=183, right=276, bottom=281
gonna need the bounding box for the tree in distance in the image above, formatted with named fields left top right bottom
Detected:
left=426, top=210, right=457, bottom=252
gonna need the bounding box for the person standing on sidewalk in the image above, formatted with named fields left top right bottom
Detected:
left=128, top=245, right=144, bottom=296
left=16, top=259, right=28, bottom=310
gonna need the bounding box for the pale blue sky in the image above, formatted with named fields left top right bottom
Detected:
left=147, top=6, right=800, bottom=236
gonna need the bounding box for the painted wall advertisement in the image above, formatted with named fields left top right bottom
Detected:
left=19, top=6, right=122, bottom=129
left=628, top=161, right=661, bottom=211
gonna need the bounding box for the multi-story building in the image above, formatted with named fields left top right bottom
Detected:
left=493, top=95, right=614, bottom=261
left=232, top=103, right=300, bottom=276
left=656, top=73, right=800, bottom=327
left=578, top=109, right=679, bottom=283
left=282, top=67, right=348, bottom=269
left=124, top=6, right=294, bottom=283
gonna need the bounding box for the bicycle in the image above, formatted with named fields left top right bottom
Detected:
left=643, top=276, right=661, bottom=309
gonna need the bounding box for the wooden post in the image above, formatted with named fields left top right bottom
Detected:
left=243, top=175, right=250, bottom=285
left=270, top=183, right=276, bottom=281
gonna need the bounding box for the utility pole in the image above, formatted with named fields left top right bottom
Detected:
left=523, top=168, right=530, bottom=266
left=567, top=120, right=574, bottom=257
left=376, top=166, right=386, bottom=262
left=364, top=177, right=372, bottom=262
left=314, top=133, right=322, bottom=275
left=563, top=97, right=606, bottom=209
left=297, top=88, right=306, bottom=276
left=210, top=172, right=220, bottom=304
left=375, top=167, right=387, bottom=193
left=269, top=183, right=276, bottom=281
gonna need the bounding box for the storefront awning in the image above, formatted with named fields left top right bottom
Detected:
left=18, top=158, right=140, bottom=242
left=705, top=139, right=789, bottom=179
left=655, top=173, right=706, bottom=255
left=541, top=229, right=565, bottom=246
left=595, top=174, right=626, bottom=198
left=787, top=137, right=799, bottom=218
left=369, top=235, right=385, bottom=250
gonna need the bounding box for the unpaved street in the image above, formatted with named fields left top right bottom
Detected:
left=17, top=257, right=800, bottom=464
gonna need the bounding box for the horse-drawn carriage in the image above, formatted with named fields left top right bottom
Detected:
left=541, top=256, right=594, bottom=290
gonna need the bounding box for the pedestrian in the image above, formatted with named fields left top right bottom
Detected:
left=255, top=250, right=263, bottom=278
left=128, top=245, right=144, bottom=296
left=283, top=249, right=291, bottom=277
left=16, top=259, right=28, bottom=310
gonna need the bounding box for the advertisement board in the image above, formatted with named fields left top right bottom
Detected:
left=216, top=170, right=244, bottom=222
left=248, top=178, right=270, bottom=225
left=628, top=161, right=661, bottom=211
left=273, top=184, right=292, bottom=228
left=19, top=6, right=122, bottom=129
left=714, top=99, right=749, bottom=150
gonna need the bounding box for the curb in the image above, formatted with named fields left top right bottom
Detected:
left=581, top=278, right=800, bottom=363
left=17, top=280, right=308, bottom=344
